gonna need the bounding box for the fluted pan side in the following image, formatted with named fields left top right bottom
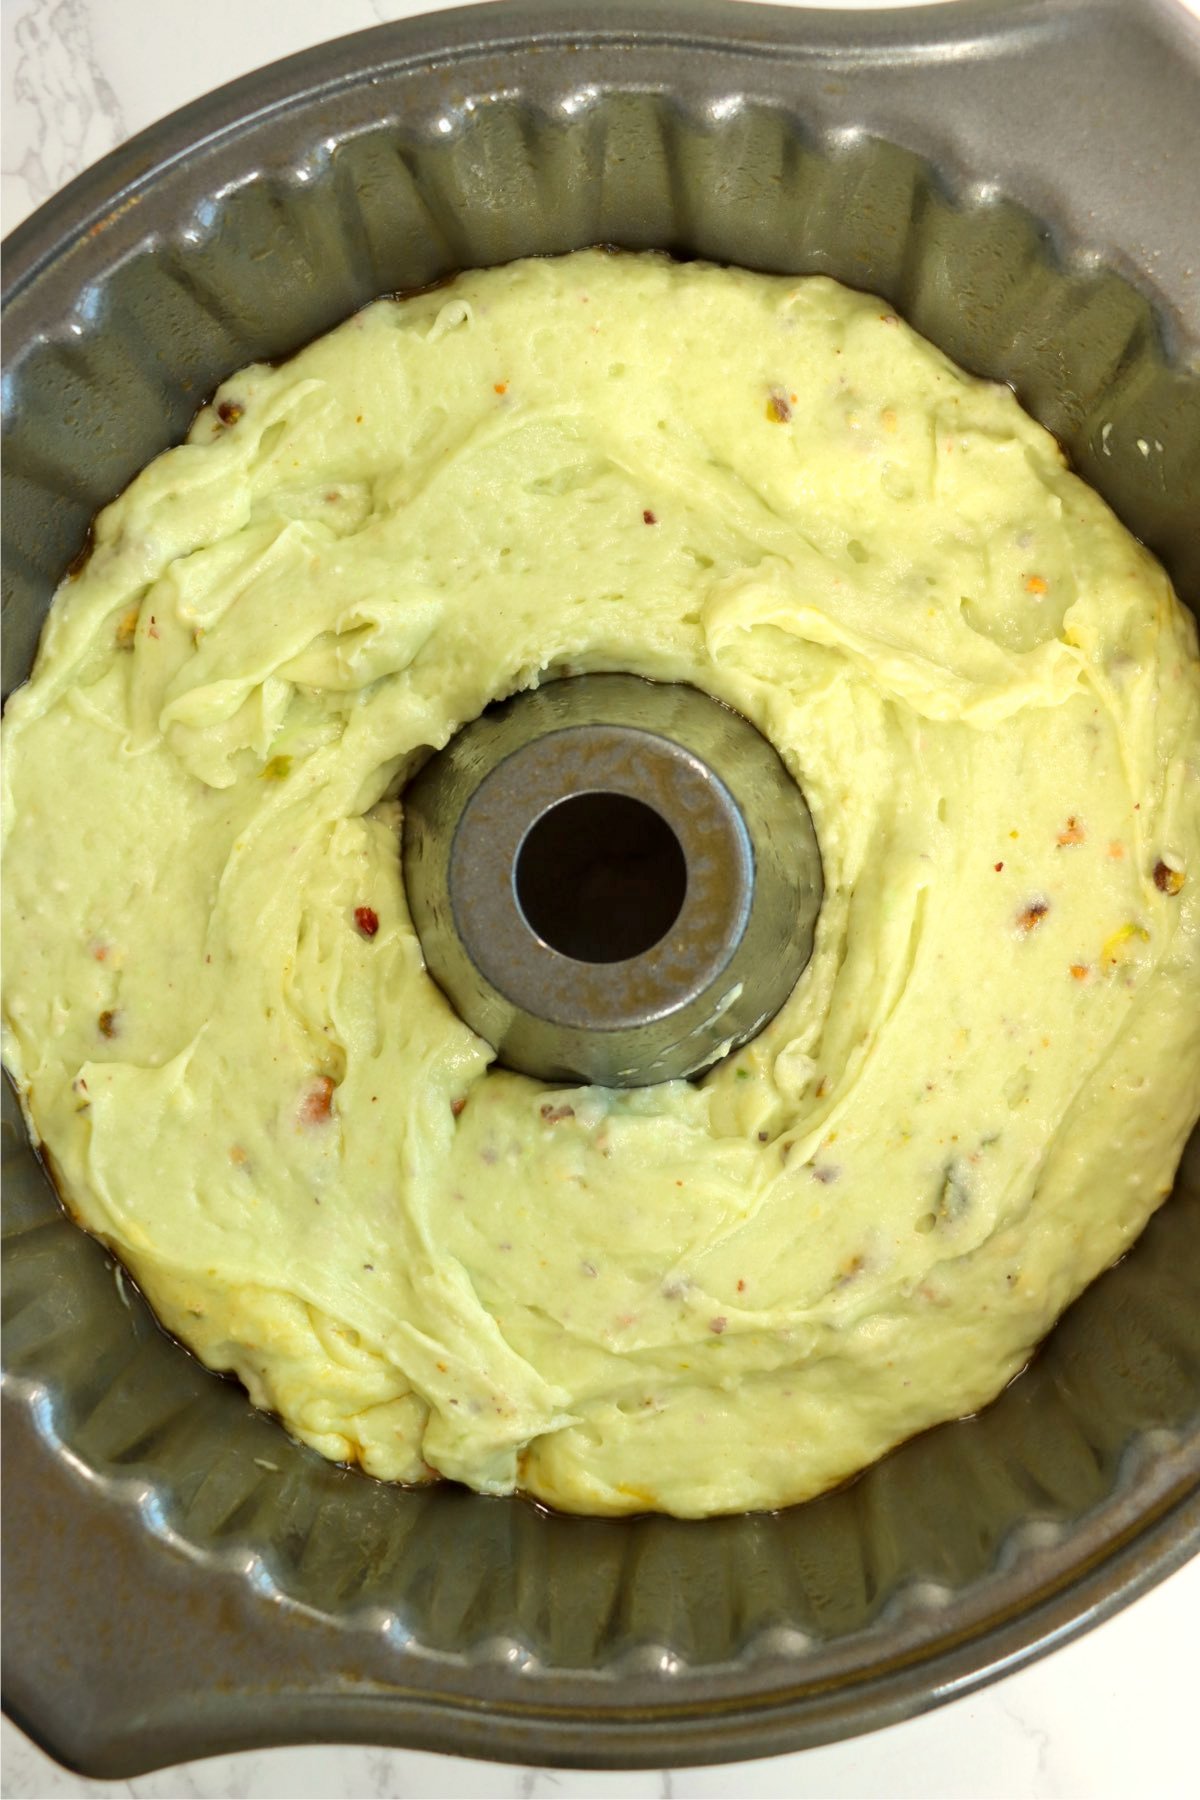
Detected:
left=7, top=1074, right=1195, bottom=1675
left=6, top=93, right=1199, bottom=699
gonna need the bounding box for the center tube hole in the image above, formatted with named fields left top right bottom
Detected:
left=514, top=792, right=687, bottom=965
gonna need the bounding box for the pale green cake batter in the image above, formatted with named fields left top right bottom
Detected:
left=3, top=250, right=1198, bottom=1515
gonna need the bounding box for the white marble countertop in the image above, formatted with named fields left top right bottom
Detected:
left=2, top=1, right=1197, bottom=1795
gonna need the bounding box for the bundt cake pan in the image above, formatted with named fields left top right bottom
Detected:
left=2, top=0, right=1198, bottom=1776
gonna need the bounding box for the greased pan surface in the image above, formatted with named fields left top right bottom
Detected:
left=2, top=0, right=1198, bottom=1775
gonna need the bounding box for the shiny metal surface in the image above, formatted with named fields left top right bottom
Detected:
left=403, top=676, right=822, bottom=1084
left=2, top=0, right=1199, bottom=1779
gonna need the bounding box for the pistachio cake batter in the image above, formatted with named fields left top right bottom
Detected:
left=4, top=251, right=1199, bottom=1516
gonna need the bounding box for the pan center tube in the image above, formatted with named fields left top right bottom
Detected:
left=402, top=674, right=822, bottom=1087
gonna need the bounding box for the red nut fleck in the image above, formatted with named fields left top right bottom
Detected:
left=300, top=1076, right=335, bottom=1124
left=1154, top=860, right=1185, bottom=895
